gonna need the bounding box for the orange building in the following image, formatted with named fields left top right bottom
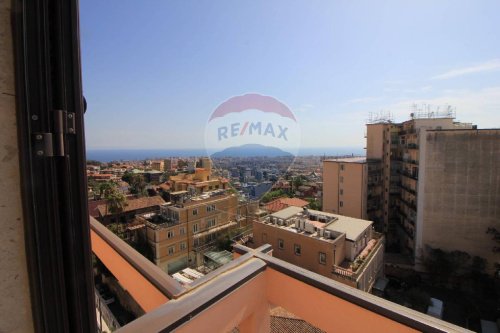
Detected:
left=253, top=206, right=384, bottom=292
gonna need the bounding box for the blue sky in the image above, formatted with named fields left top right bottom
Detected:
left=80, top=0, right=500, bottom=150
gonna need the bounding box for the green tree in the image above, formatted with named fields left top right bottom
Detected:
left=121, top=171, right=133, bottom=184
left=86, top=160, right=102, bottom=166
left=107, top=222, right=126, bottom=238
left=307, top=198, right=321, bottom=210
left=261, top=189, right=285, bottom=203
left=97, top=181, right=115, bottom=197
left=104, top=189, right=127, bottom=214
left=128, top=174, right=147, bottom=196
left=292, top=176, right=304, bottom=192
left=160, top=172, right=170, bottom=183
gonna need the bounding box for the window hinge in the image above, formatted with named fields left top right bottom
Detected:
left=33, top=110, right=76, bottom=157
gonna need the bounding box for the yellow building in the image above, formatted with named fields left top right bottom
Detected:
left=139, top=192, right=240, bottom=273
left=151, top=160, right=164, bottom=171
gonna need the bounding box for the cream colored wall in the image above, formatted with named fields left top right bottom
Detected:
left=366, top=124, right=386, bottom=159
left=340, top=163, right=366, bottom=219
left=419, top=130, right=500, bottom=273
left=0, top=1, right=34, bottom=331
left=322, top=161, right=339, bottom=214
left=322, top=160, right=366, bottom=219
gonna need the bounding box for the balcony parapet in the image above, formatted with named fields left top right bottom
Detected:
left=94, top=223, right=470, bottom=333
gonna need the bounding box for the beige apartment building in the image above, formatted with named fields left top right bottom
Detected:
left=322, top=157, right=369, bottom=220
left=253, top=206, right=385, bottom=292
left=328, top=107, right=499, bottom=272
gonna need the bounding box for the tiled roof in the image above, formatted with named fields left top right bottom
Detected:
left=264, top=197, right=309, bottom=213
left=270, top=317, right=325, bottom=333
left=88, top=199, right=106, bottom=218
left=270, top=307, right=325, bottom=333
left=159, top=183, right=171, bottom=191
left=97, top=196, right=166, bottom=217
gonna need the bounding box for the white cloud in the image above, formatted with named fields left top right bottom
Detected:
left=385, top=86, right=500, bottom=127
left=431, top=59, right=500, bottom=80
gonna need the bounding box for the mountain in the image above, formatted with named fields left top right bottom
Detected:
left=211, top=144, right=293, bottom=158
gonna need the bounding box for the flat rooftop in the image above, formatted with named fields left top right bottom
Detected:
left=267, top=206, right=372, bottom=242
left=270, top=206, right=304, bottom=220
left=325, top=215, right=372, bottom=241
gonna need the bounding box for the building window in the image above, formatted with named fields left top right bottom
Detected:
left=180, top=242, right=186, bottom=251
left=193, top=223, right=199, bottom=234
left=193, top=238, right=199, bottom=247
left=168, top=246, right=175, bottom=256
left=294, top=244, right=301, bottom=256
left=340, top=201, right=343, bottom=207
left=340, top=164, right=344, bottom=171
left=167, top=230, right=175, bottom=239
left=207, top=218, right=216, bottom=228
left=278, top=239, right=284, bottom=249
left=192, top=208, right=198, bottom=216
left=262, top=233, right=267, bottom=242
left=340, top=189, right=343, bottom=195
left=319, top=252, right=326, bottom=265
left=340, top=176, right=344, bottom=183
left=206, top=204, right=216, bottom=212
left=179, top=227, right=186, bottom=235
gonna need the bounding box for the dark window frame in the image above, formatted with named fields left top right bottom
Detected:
left=318, top=252, right=327, bottom=265
left=12, top=0, right=97, bottom=331
left=294, top=244, right=301, bottom=256
left=278, top=238, right=284, bottom=249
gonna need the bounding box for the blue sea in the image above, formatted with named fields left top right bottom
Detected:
left=86, top=147, right=365, bottom=162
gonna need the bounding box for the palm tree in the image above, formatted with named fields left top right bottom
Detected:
left=97, top=181, right=114, bottom=198
left=105, top=190, right=127, bottom=214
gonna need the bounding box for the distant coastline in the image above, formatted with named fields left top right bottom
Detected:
left=86, top=147, right=364, bottom=162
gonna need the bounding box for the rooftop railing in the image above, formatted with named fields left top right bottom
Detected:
left=332, top=233, right=384, bottom=282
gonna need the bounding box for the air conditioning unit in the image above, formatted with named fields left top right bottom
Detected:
left=305, top=222, right=315, bottom=233
left=300, top=219, right=306, bottom=230
left=324, top=230, right=331, bottom=239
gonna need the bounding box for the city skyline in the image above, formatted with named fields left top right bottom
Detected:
left=80, top=0, right=500, bottom=149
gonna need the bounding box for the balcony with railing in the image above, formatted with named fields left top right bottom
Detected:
left=398, top=169, right=419, bottom=180
left=400, top=183, right=417, bottom=195
left=90, top=217, right=469, bottom=333
left=400, top=197, right=417, bottom=211
left=331, top=232, right=385, bottom=290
